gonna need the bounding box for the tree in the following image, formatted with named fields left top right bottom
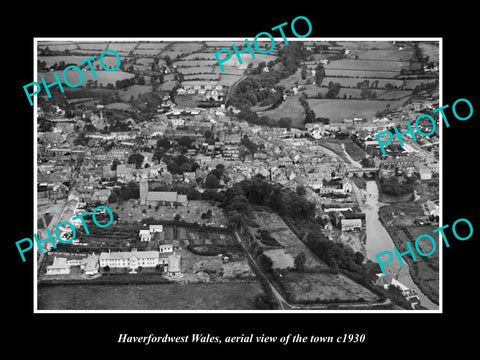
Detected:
left=258, top=254, right=273, bottom=272
left=178, top=136, right=193, bottom=148
left=127, top=153, right=144, bottom=169
left=296, top=185, right=307, bottom=196
left=205, top=173, right=219, bottom=188
left=157, top=138, right=171, bottom=149
left=294, top=252, right=307, bottom=272
left=108, top=192, right=118, bottom=203
left=301, top=67, right=307, bottom=80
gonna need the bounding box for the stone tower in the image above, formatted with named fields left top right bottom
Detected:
left=139, top=179, right=148, bottom=205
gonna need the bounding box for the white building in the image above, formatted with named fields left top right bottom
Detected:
left=149, top=224, right=163, bottom=233
left=167, top=254, right=181, bottom=276
left=139, top=229, right=152, bottom=242
left=341, top=219, right=362, bottom=232
left=46, top=257, right=71, bottom=275
left=99, top=249, right=160, bottom=270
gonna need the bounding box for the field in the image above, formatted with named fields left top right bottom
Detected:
left=346, top=49, right=415, bottom=61
left=39, top=70, right=135, bottom=87
left=117, top=85, right=152, bottom=101
left=418, top=42, right=439, bottom=63
left=257, top=94, right=305, bottom=127
left=177, top=66, right=217, bottom=74
left=136, top=42, right=169, bottom=50
left=38, top=56, right=92, bottom=67
left=281, top=272, right=378, bottom=303
left=184, top=74, right=220, bottom=81
left=175, top=60, right=218, bottom=67
left=107, top=42, right=138, bottom=53
left=252, top=210, right=330, bottom=272
left=38, top=42, right=78, bottom=51
left=161, top=42, right=205, bottom=59
left=306, top=98, right=408, bottom=122
left=321, top=76, right=405, bottom=89
left=37, top=282, right=264, bottom=310
left=218, top=73, right=243, bottom=87
left=325, top=69, right=401, bottom=78
left=76, top=42, right=108, bottom=51
left=133, top=49, right=163, bottom=56
left=325, top=59, right=409, bottom=72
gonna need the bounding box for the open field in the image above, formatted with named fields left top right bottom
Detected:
left=38, top=43, right=78, bottom=51
left=39, top=70, right=135, bottom=87
left=107, top=42, right=138, bottom=53
left=325, top=69, right=401, bottom=78
left=136, top=42, right=169, bottom=50
left=281, top=271, right=379, bottom=303
left=175, top=60, right=218, bottom=67
left=218, top=73, right=243, bottom=87
left=76, top=42, right=108, bottom=51
left=117, top=85, right=153, bottom=101
left=184, top=74, right=220, bottom=81
left=133, top=49, right=162, bottom=56
left=419, top=42, right=439, bottom=63
left=307, top=98, right=408, bottom=121
left=346, top=49, right=415, bottom=61
left=321, top=76, right=405, bottom=89
left=37, top=282, right=264, bottom=310
left=334, top=41, right=398, bottom=50
left=177, top=66, right=217, bottom=74
left=326, top=59, right=410, bottom=72
left=257, top=94, right=305, bottom=127
left=38, top=56, right=93, bottom=67
left=182, top=52, right=216, bottom=60
left=277, top=68, right=303, bottom=89
left=161, top=42, right=205, bottom=59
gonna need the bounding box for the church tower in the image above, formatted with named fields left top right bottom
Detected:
left=139, top=179, right=148, bottom=205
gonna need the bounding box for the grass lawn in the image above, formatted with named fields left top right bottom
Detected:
left=37, top=282, right=265, bottom=310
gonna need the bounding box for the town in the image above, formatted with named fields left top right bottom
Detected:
left=35, top=39, right=440, bottom=311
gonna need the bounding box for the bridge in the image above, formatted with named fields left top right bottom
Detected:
left=346, top=166, right=380, bottom=177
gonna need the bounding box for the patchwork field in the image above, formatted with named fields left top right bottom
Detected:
left=38, top=70, right=135, bottom=87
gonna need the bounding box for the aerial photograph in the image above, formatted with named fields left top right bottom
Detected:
left=34, top=38, right=440, bottom=311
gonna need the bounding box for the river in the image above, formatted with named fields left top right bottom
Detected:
left=360, top=180, right=438, bottom=310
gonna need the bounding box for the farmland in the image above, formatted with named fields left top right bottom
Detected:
left=38, top=70, right=135, bottom=87
left=307, top=98, right=408, bottom=122
left=37, top=282, right=265, bottom=310
left=257, top=94, right=306, bottom=127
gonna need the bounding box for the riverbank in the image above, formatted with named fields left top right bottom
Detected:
left=378, top=206, right=439, bottom=305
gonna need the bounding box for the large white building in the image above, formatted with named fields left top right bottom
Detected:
left=99, top=249, right=160, bottom=270
left=99, top=249, right=181, bottom=273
